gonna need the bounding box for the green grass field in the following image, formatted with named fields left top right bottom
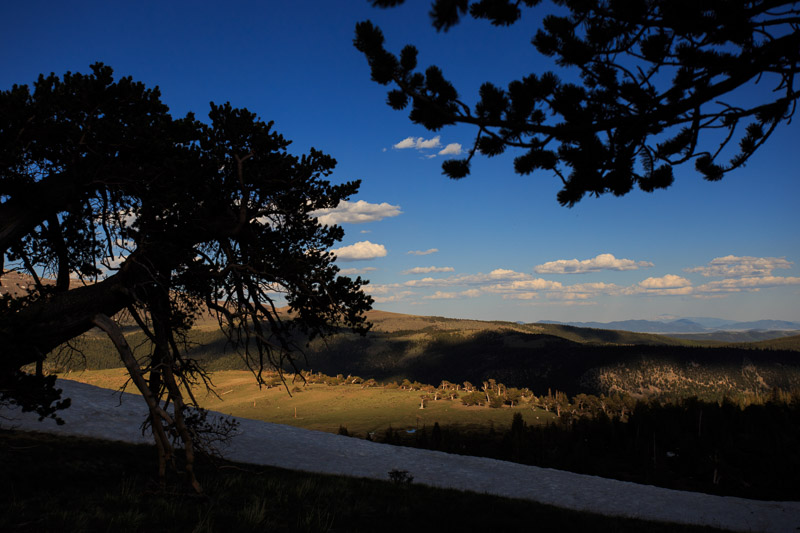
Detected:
left=63, top=369, right=558, bottom=436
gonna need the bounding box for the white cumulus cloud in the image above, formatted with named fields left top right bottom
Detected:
left=487, top=268, right=530, bottom=280
left=331, top=241, right=387, bottom=262
left=628, top=274, right=693, bottom=296
left=639, top=274, right=692, bottom=289
left=535, top=253, right=654, bottom=274
left=685, top=255, right=793, bottom=278
left=393, top=137, right=417, bottom=149
left=438, top=143, right=462, bottom=156
left=417, top=136, right=442, bottom=149
left=313, top=200, right=401, bottom=226
left=393, top=136, right=442, bottom=150
left=391, top=136, right=462, bottom=158
left=402, top=266, right=455, bottom=275
left=485, top=279, right=564, bottom=292
left=396, top=265, right=633, bottom=304
left=408, top=248, right=439, bottom=256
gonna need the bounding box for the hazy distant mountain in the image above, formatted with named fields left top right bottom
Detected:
left=666, top=330, right=800, bottom=343
left=535, top=318, right=708, bottom=333
left=665, top=319, right=709, bottom=332
left=679, top=317, right=738, bottom=329
left=536, top=317, right=800, bottom=334
left=716, top=319, right=800, bottom=331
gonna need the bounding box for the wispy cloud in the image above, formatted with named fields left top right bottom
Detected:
left=695, top=275, right=800, bottom=293
left=366, top=284, right=414, bottom=303
left=502, top=292, right=539, bottom=300
left=551, top=282, right=623, bottom=300
left=313, top=200, right=401, bottom=226
left=535, top=253, right=653, bottom=274
left=685, top=255, right=793, bottom=278
left=331, top=241, right=387, bottom=262
left=533, top=300, right=598, bottom=307
left=364, top=284, right=396, bottom=295
left=373, top=291, right=415, bottom=303
left=618, top=271, right=800, bottom=298
left=408, top=248, right=439, bottom=256
left=339, top=267, right=377, bottom=276
left=423, top=289, right=481, bottom=300
left=402, top=266, right=455, bottom=275
left=404, top=269, right=532, bottom=288
left=490, top=279, right=622, bottom=301
left=546, top=292, right=593, bottom=300
left=485, top=278, right=564, bottom=292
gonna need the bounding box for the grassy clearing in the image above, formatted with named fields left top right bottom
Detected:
left=64, top=369, right=558, bottom=436
left=0, top=430, right=723, bottom=533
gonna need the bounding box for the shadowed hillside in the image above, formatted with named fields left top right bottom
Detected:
left=50, top=310, right=800, bottom=402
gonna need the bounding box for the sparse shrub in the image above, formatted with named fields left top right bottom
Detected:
left=388, top=469, right=414, bottom=485
left=461, top=391, right=486, bottom=406
left=179, top=407, right=240, bottom=457
left=488, top=394, right=505, bottom=409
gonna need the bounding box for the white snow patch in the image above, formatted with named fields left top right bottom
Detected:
left=3, top=379, right=799, bottom=532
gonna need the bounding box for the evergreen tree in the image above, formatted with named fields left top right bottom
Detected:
left=0, top=64, right=372, bottom=490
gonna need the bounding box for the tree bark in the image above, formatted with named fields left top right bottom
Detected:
left=92, top=313, right=176, bottom=490
left=1, top=241, right=176, bottom=375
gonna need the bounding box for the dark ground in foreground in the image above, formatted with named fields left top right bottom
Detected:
left=0, top=430, right=726, bottom=533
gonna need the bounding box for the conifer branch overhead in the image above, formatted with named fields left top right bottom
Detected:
left=357, top=0, right=800, bottom=205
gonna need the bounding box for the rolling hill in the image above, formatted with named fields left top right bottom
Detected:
left=50, top=309, right=800, bottom=402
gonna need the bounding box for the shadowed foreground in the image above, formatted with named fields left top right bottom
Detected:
left=3, top=379, right=799, bottom=532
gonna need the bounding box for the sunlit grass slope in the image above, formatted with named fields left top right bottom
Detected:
left=65, top=369, right=557, bottom=436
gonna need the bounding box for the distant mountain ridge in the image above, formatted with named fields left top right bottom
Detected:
left=536, top=317, right=800, bottom=334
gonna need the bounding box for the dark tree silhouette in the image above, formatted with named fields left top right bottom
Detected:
left=0, top=64, right=372, bottom=489
left=356, top=0, right=800, bottom=205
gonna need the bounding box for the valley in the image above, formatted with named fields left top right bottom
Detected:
left=64, top=368, right=557, bottom=436
left=54, top=309, right=800, bottom=403
left=37, top=308, right=800, bottom=502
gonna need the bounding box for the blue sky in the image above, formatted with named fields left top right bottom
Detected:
left=3, top=1, right=799, bottom=323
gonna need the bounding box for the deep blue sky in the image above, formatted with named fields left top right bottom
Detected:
left=3, top=1, right=799, bottom=322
